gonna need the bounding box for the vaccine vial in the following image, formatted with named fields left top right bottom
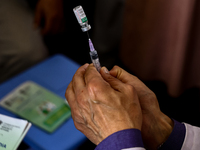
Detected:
left=73, top=5, right=91, bottom=32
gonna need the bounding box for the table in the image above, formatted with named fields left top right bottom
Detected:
left=0, top=54, right=87, bottom=150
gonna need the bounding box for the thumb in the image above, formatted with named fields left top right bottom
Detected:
left=109, top=66, right=133, bottom=84
left=109, top=66, right=155, bottom=99
left=100, top=67, right=125, bottom=92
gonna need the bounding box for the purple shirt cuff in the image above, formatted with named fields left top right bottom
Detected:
left=158, top=119, right=186, bottom=150
left=95, top=129, right=144, bottom=150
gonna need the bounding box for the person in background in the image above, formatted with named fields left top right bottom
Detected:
left=0, top=0, right=50, bottom=83
left=0, top=0, right=70, bottom=83
left=65, top=64, right=200, bottom=150
left=34, top=0, right=65, bottom=35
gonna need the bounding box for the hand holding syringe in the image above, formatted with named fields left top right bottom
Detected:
left=73, top=6, right=101, bottom=72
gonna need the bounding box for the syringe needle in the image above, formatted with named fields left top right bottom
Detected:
left=87, top=31, right=90, bottom=39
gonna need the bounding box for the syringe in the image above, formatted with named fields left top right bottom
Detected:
left=73, top=5, right=101, bottom=72
left=89, top=39, right=101, bottom=72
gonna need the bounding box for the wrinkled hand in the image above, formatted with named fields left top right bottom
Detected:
left=34, top=0, right=65, bottom=35
left=102, top=66, right=173, bottom=150
left=65, top=64, right=142, bottom=145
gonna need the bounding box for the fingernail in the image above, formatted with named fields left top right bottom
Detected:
left=103, top=67, right=109, bottom=74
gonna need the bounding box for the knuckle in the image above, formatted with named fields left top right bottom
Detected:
left=72, top=73, right=77, bottom=81
left=74, top=122, right=83, bottom=131
left=65, top=87, right=70, bottom=98
left=76, top=94, right=88, bottom=108
left=72, top=112, right=84, bottom=124
left=87, top=79, right=98, bottom=91
left=125, top=84, right=136, bottom=93
left=87, top=77, right=96, bottom=85
left=65, top=91, right=68, bottom=99
left=87, top=77, right=108, bottom=91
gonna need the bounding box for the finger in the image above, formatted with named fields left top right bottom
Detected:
left=65, top=82, right=75, bottom=108
left=109, top=65, right=154, bottom=97
left=84, top=64, right=102, bottom=85
left=65, top=82, right=77, bottom=117
left=109, top=65, right=133, bottom=84
left=67, top=67, right=101, bottom=144
left=100, top=67, right=127, bottom=92
left=65, top=82, right=86, bottom=123
left=83, top=64, right=116, bottom=106
left=72, top=64, right=89, bottom=96
left=84, top=64, right=112, bottom=98
left=109, top=66, right=145, bottom=88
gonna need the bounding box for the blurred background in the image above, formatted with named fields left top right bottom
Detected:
left=1, top=0, right=200, bottom=149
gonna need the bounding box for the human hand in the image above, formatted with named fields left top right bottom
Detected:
left=101, top=66, right=173, bottom=150
left=34, top=0, right=65, bottom=35
left=65, top=64, right=142, bottom=145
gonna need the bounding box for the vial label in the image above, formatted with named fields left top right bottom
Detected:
left=73, top=6, right=88, bottom=24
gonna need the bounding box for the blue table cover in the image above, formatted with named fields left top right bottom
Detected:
left=0, top=54, right=87, bottom=150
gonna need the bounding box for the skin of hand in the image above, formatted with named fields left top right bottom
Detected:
left=65, top=64, right=143, bottom=145
left=34, top=0, right=65, bottom=35
left=100, top=65, right=174, bottom=150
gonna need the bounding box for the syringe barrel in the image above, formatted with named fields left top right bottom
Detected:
left=90, top=51, right=101, bottom=72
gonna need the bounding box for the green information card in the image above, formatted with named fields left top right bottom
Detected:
left=0, top=81, right=71, bottom=133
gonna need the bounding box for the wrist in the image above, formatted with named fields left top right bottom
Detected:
left=154, top=112, right=174, bottom=149
left=143, top=111, right=174, bottom=150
